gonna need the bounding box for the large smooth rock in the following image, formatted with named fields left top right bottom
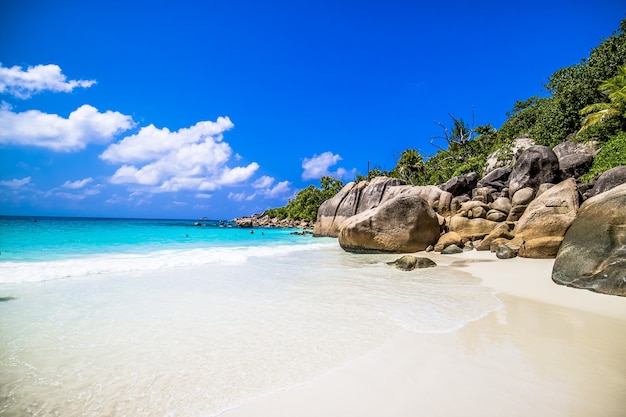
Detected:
left=552, top=140, right=598, bottom=160
left=477, top=167, right=511, bottom=191
left=434, top=231, right=463, bottom=252
left=448, top=216, right=499, bottom=240
left=437, top=190, right=454, bottom=217
left=476, top=222, right=515, bottom=251
left=509, top=145, right=560, bottom=197
left=491, top=197, right=512, bottom=214
left=553, top=140, right=597, bottom=178
left=395, top=185, right=444, bottom=211
left=559, top=153, right=594, bottom=179
left=486, top=210, right=507, bottom=222
left=511, top=187, right=535, bottom=206
left=552, top=183, right=626, bottom=296
left=314, top=181, right=360, bottom=237
left=586, top=166, right=626, bottom=198
left=314, top=177, right=405, bottom=237
left=514, top=178, right=580, bottom=258
left=438, top=172, right=478, bottom=196
left=357, top=176, right=407, bottom=212
left=338, top=194, right=440, bottom=253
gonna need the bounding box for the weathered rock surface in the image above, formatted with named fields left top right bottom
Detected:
left=553, top=141, right=597, bottom=179
left=471, top=187, right=495, bottom=204
left=509, top=146, right=560, bottom=197
left=235, top=215, right=315, bottom=229
left=585, top=166, right=626, bottom=198
left=434, top=231, right=463, bottom=252
left=491, top=197, right=512, bottom=214
left=477, top=167, right=511, bottom=190
left=495, top=244, right=518, bottom=259
left=338, top=194, right=440, bottom=253
left=441, top=244, right=463, bottom=254
left=514, top=178, right=580, bottom=258
left=552, top=140, right=598, bottom=160
left=506, top=205, right=528, bottom=222
left=448, top=216, right=498, bottom=240
left=476, top=222, right=515, bottom=251
left=438, top=172, right=478, bottom=196
left=559, top=153, right=594, bottom=179
left=314, top=177, right=405, bottom=237
left=486, top=209, right=508, bottom=222
left=485, top=137, right=535, bottom=173
left=552, top=183, right=626, bottom=296
left=387, top=255, right=437, bottom=270
left=511, top=187, right=535, bottom=206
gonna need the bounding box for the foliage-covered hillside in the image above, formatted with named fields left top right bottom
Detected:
left=267, top=18, right=626, bottom=222
left=382, top=18, right=626, bottom=186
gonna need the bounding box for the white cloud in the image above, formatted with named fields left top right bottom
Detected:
left=103, top=117, right=260, bottom=193
left=0, top=104, right=135, bottom=152
left=219, top=163, right=260, bottom=185
left=54, top=191, right=85, bottom=201
left=246, top=177, right=292, bottom=200
left=0, top=176, right=31, bottom=188
left=100, top=117, right=234, bottom=164
left=62, top=177, right=93, bottom=189
left=263, top=180, right=292, bottom=198
left=195, top=193, right=212, bottom=199
left=228, top=191, right=255, bottom=202
left=253, top=175, right=275, bottom=189
left=302, top=151, right=355, bottom=180
left=0, top=63, right=96, bottom=98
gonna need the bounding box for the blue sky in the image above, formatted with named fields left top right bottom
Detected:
left=1, top=1, right=624, bottom=220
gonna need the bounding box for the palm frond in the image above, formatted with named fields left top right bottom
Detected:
left=580, top=107, right=621, bottom=131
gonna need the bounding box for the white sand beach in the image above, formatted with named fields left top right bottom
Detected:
left=222, top=251, right=626, bottom=417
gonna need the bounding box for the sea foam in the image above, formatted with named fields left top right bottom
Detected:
left=0, top=242, right=335, bottom=283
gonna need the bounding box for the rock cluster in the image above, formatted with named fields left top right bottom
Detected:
left=314, top=141, right=626, bottom=296
left=234, top=215, right=314, bottom=229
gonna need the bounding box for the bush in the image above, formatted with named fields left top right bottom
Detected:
left=582, top=131, right=626, bottom=181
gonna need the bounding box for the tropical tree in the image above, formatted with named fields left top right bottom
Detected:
left=579, top=65, right=626, bottom=132
left=391, top=149, right=426, bottom=185
left=263, top=176, right=345, bottom=221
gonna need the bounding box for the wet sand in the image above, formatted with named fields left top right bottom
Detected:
left=222, top=251, right=626, bottom=417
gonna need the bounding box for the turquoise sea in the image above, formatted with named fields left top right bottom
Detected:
left=0, top=216, right=501, bottom=416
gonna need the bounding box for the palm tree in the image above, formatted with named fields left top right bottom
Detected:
left=579, top=65, right=626, bottom=132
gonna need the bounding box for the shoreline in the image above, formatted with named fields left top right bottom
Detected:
left=221, top=250, right=626, bottom=417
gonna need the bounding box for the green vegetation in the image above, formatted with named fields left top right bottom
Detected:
left=266, top=18, right=626, bottom=221
left=579, top=65, right=626, bottom=132
left=263, top=176, right=344, bottom=222
left=384, top=17, right=626, bottom=185
left=582, top=131, right=626, bottom=181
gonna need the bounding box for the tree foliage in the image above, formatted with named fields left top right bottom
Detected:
left=390, top=149, right=425, bottom=185
left=263, top=176, right=344, bottom=221
left=581, top=131, right=626, bottom=181
left=579, top=65, right=626, bottom=132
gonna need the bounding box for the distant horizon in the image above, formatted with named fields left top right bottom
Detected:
left=0, top=213, right=241, bottom=222
left=2, top=1, right=624, bottom=219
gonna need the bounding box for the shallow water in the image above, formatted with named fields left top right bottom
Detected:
left=0, top=217, right=501, bottom=416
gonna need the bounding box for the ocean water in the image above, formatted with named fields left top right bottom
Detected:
left=0, top=216, right=501, bottom=417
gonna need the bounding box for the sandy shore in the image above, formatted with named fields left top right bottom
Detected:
left=221, top=250, right=626, bottom=417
